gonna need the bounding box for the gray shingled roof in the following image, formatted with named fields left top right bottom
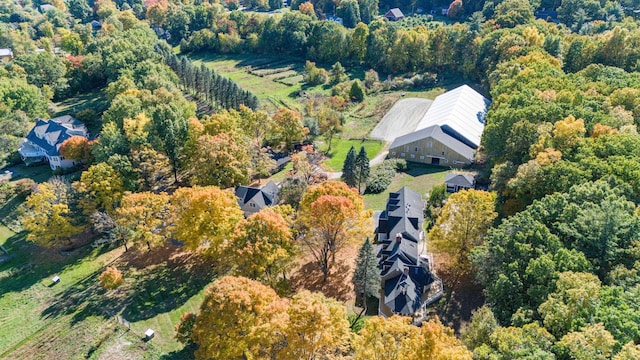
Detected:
left=21, top=116, right=87, bottom=157
left=235, top=181, right=279, bottom=210
left=389, top=125, right=475, bottom=162
left=444, top=173, right=475, bottom=187
left=386, top=8, right=404, bottom=18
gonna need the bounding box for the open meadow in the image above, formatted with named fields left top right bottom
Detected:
left=0, top=215, right=211, bottom=359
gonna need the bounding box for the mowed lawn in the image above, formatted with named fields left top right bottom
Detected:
left=364, top=163, right=449, bottom=210
left=0, top=224, right=213, bottom=359
left=318, top=138, right=385, bottom=172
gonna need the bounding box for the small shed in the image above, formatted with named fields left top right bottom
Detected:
left=144, top=328, right=155, bottom=339
left=0, top=48, right=13, bottom=63
left=52, top=275, right=61, bottom=284
left=444, top=173, right=475, bottom=193
left=385, top=8, right=404, bottom=21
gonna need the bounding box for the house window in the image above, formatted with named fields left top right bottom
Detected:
left=410, top=154, right=415, bottom=158
left=414, top=147, right=418, bottom=152
left=391, top=151, right=396, bottom=155
left=441, top=151, right=445, bottom=155
left=400, top=153, right=405, bottom=157
left=419, top=156, right=424, bottom=160
left=427, top=141, right=433, bottom=148
left=250, top=203, right=256, bottom=207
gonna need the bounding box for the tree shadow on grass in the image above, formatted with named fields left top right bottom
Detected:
left=289, top=260, right=353, bottom=302
left=431, top=267, right=485, bottom=335
left=160, top=344, right=196, bottom=360
left=41, top=246, right=216, bottom=325
left=0, top=232, right=93, bottom=296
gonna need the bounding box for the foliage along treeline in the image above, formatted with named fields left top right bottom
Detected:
left=176, top=275, right=472, bottom=360
left=159, top=49, right=259, bottom=111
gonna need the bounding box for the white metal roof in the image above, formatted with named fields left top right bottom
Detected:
left=415, top=85, right=490, bottom=148
left=0, top=48, right=12, bottom=57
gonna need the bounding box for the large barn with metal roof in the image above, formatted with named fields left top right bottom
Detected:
left=388, top=85, right=490, bottom=167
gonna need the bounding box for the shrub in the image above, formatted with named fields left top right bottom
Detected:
left=175, top=312, right=197, bottom=344
left=99, top=266, right=123, bottom=290
left=365, top=159, right=405, bottom=194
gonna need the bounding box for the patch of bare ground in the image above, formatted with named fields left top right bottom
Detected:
left=429, top=252, right=485, bottom=335
left=289, top=241, right=359, bottom=306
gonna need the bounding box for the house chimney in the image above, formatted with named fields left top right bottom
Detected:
left=396, top=233, right=402, bottom=243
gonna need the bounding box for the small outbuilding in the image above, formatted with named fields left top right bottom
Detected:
left=385, top=8, right=405, bottom=21
left=0, top=48, right=13, bottom=63
left=144, top=328, right=155, bottom=340
left=444, top=173, right=475, bottom=193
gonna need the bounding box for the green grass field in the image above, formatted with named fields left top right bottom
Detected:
left=0, top=224, right=212, bottom=359
left=318, top=138, right=385, bottom=172
left=188, top=52, right=331, bottom=112
left=364, top=163, right=449, bottom=210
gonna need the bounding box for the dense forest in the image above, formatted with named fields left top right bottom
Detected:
left=2, top=0, right=640, bottom=358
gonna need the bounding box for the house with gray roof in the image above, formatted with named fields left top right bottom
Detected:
left=385, top=8, right=404, bottom=21
left=235, top=181, right=279, bottom=217
left=388, top=85, right=490, bottom=167
left=375, top=187, right=443, bottom=319
left=444, top=172, right=475, bottom=193
left=18, top=115, right=88, bottom=170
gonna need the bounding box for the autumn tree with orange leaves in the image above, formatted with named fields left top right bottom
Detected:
left=229, top=208, right=296, bottom=287
left=299, top=181, right=371, bottom=282
left=99, top=266, right=123, bottom=290
left=59, top=136, right=93, bottom=164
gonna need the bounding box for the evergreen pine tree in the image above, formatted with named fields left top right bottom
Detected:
left=342, top=146, right=357, bottom=188
left=349, top=80, right=365, bottom=102
left=355, top=146, right=370, bottom=194
left=352, top=237, right=380, bottom=309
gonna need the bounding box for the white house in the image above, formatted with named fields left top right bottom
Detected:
left=18, top=115, right=89, bottom=170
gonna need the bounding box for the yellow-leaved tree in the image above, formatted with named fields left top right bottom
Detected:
left=229, top=208, right=296, bottom=287
left=352, top=315, right=472, bottom=360
left=428, top=189, right=497, bottom=278
left=279, top=290, right=351, bottom=359
left=191, top=276, right=289, bottom=360
left=169, top=186, right=243, bottom=255
left=21, top=182, right=81, bottom=248
left=115, top=192, right=170, bottom=251
left=298, top=181, right=372, bottom=283
left=75, top=163, right=124, bottom=215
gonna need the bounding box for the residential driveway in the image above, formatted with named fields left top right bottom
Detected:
left=369, top=98, right=433, bottom=142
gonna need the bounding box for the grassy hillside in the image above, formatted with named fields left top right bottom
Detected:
left=0, top=226, right=211, bottom=359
